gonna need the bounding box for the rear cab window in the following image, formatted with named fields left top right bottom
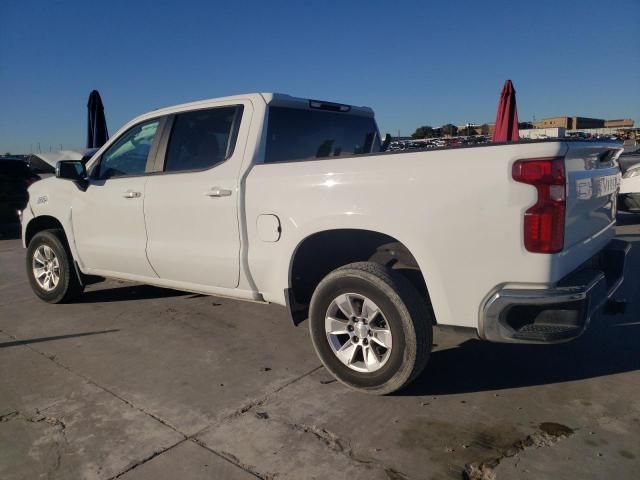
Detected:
left=264, top=106, right=381, bottom=164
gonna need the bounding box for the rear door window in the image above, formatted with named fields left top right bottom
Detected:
left=264, top=107, right=381, bottom=163
left=163, top=106, right=243, bottom=173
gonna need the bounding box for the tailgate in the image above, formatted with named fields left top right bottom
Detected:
left=564, top=142, right=622, bottom=249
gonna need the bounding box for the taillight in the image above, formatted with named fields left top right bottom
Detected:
left=512, top=157, right=566, bottom=253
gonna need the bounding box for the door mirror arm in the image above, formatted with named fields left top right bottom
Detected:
left=74, top=178, right=89, bottom=191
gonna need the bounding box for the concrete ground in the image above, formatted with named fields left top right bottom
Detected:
left=0, top=217, right=639, bottom=480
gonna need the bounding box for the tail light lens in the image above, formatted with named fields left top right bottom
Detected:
left=512, top=157, right=566, bottom=253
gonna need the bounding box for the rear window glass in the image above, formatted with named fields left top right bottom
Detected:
left=264, top=107, right=381, bottom=164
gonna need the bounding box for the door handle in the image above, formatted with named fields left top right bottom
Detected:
left=123, top=190, right=141, bottom=199
left=204, top=187, right=232, bottom=197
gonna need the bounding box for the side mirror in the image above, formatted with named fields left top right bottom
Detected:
left=56, top=160, right=86, bottom=181
left=56, top=160, right=88, bottom=190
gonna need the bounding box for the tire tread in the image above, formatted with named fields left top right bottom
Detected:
left=26, top=229, right=82, bottom=303
left=309, top=261, right=433, bottom=394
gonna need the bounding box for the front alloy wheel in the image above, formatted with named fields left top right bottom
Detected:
left=32, top=244, right=61, bottom=291
left=26, top=229, right=83, bottom=303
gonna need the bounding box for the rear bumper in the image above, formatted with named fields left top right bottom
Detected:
left=479, top=239, right=630, bottom=343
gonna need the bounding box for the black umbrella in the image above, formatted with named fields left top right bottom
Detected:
left=86, top=90, right=109, bottom=148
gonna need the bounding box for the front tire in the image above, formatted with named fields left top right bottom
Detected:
left=309, top=262, right=432, bottom=394
left=26, top=229, right=83, bottom=303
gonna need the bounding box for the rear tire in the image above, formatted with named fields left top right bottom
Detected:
left=308, top=262, right=432, bottom=395
left=26, top=229, right=83, bottom=303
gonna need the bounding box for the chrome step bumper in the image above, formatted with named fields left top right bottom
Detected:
left=479, top=239, right=630, bottom=344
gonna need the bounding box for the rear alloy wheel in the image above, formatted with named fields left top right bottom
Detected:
left=309, top=262, right=432, bottom=394
left=26, top=229, right=83, bottom=303
left=325, top=293, right=393, bottom=373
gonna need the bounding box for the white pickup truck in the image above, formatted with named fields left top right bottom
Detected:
left=20, top=93, right=629, bottom=394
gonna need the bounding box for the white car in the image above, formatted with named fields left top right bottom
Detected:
left=21, top=93, right=629, bottom=394
left=619, top=153, right=640, bottom=213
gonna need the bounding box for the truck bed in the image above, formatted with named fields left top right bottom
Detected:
left=246, top=140, right=622, bottom=330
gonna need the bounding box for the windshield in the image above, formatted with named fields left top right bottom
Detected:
left=264, top=106, right=381, bottom=163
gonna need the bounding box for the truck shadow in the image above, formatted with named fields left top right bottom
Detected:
left=403, top=230, right=640, bottom=396
left=77, top=284, right=187, bottom=303
left=403, top=316, right=640, bottom=396
left=0, top=329, right=120, bottom=349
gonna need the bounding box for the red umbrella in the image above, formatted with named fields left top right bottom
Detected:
left=492, top=80, right=519, bottom=142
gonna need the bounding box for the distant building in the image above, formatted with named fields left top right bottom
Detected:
left=604, top=119, right=634, bottom=128
left=533, top=116, right=605, bottom=130
left=533, top=117, right=570, bottom=129
left=573, top=117, right=606, bottom=129
left=455, top=123, right=493, bottom=136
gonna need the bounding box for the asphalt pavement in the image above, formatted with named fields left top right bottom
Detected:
left=1, top=216, right=639, bottom=480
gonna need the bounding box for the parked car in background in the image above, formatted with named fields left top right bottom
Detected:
left=26, top=149, right=99, bottom=180
left=619, top=164, right=640, bottom=213
left=0, top=157, right=40, bottom=224
left=617, top=147, right=640, bottom=172
left=20, top=93, right=629, bottom=394
left=618, top=148, right=640, bottom=213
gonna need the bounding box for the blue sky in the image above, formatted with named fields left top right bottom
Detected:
left=1, top=0, right=639, bottom=153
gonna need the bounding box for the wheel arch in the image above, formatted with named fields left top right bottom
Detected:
left=24, top=214, right=95, bottom=287
left=24, top=215, right=67, bottom=247
left=286, top=228, right=436, bottom=326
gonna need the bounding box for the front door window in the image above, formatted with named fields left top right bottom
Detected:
left=96, top=119, right=160, bottom=179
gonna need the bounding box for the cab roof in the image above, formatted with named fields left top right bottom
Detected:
left=145, top=93, right=374, bottom=119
